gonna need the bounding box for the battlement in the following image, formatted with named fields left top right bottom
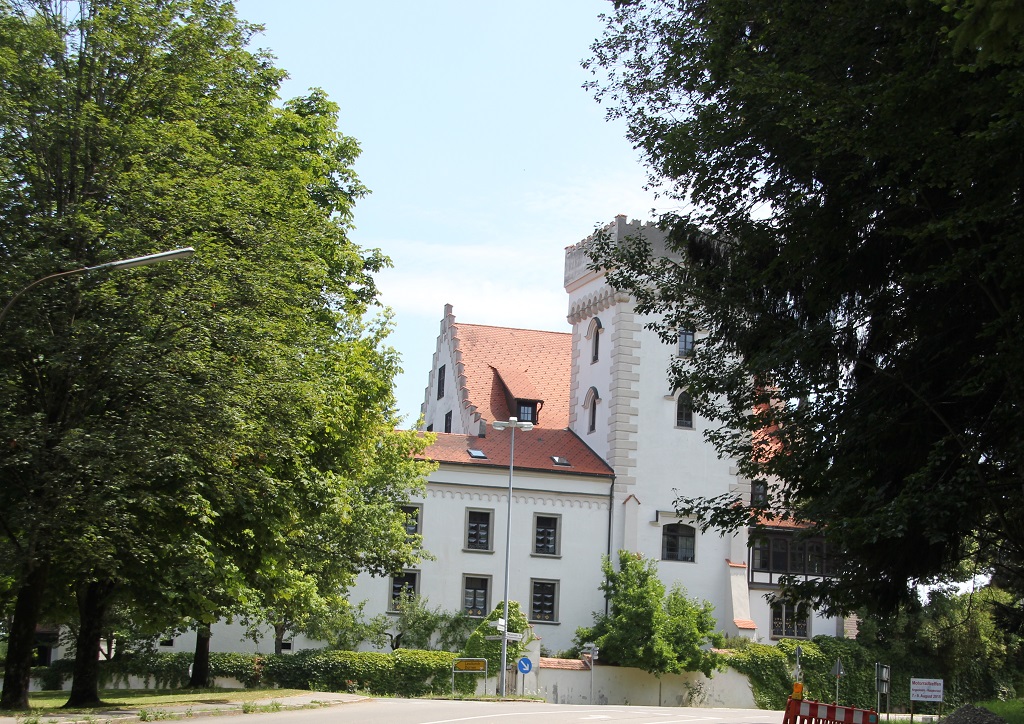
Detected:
left=563, top=214, right=675, bottom=289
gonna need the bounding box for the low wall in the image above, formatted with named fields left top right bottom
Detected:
left=535, top=664, right=756, bottom=708
left=1, top=675, right=247, bottom=693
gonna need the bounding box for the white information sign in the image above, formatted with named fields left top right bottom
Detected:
left=910, top=678, right=944, bottom=702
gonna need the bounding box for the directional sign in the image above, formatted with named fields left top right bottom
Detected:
left=454, top=659, right=486, bottom=672
left=488, top=618, right=506, bottom=629
left=517, top=657, right=533, bottom=674
left=504, top=631, right=524, bottom=641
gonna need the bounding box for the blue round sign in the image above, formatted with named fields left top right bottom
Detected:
left=517, top=657, right=532, bottom=674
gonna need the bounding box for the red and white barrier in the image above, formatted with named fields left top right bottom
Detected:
left=784, top=697, right=879, bottom=724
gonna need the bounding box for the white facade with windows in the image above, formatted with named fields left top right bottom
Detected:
left=347, top=216, right=851, bottom=654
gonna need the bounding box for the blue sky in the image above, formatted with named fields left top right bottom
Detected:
left=235, top=0, right=664, bottom=424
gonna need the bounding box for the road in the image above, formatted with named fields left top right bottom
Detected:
left=194, top=698, right=785, bottom=724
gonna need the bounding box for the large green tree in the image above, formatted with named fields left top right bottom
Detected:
left=0, top=0, right=426, bottom=709
left=586, top=0, right=1024, bottom=616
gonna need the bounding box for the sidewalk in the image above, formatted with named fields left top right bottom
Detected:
left=0, top=691, right=369, bottom=724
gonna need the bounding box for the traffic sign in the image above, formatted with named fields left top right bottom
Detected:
left=831, top=658, right=845, bottom=678
left=504, top=631, right=524, bottom=641
left=517, top=657, right=532, bottom=674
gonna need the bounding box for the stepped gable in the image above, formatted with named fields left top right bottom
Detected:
left=419, top=429, right=613, bottom=477
left=453, top=322, right=572, bottom=429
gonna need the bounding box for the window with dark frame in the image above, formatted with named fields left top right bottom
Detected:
left=400, top=505, right=420, bottom=536
left=678, top=330, right=695, bottom=356
left=534, top=515, right=559, bottom=555
left=662, top=523, right=696, bottom=562
left=751, top=480, right=769, bottom=506
left=517, top=402, right=536, bottom=423
left=771, top=602, right=809, bottom=638
left=463, top=576, right=489, bottom=616
left=437, top=364, right=446, bottom=399
left=676, top=393, right=694, bottom=428
left=466, top=510, right=491, bottom=550
left=390, top=571, right=418, bottom=610
left=751, top=534, right=831, bottom=577
left=444, top=410, right=452, bottom=433
left=531, top=580, right=557, bottom=622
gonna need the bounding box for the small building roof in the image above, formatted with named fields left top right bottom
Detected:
left=420, top=429, right=613, bottom=477
left=539, top=657, right=590, bottom=670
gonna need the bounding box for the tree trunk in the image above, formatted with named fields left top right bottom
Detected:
left=64, top=579, right=116, bottom=708
left=1, top=560, right=50, bottom=711
left=189, top=623, right=211, bottom=688
left=274, top=623, right=286, bottom=656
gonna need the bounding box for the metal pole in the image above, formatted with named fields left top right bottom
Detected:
left=499, top=423, right=516, bottom=697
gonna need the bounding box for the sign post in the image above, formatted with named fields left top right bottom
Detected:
left=582, top=642, right=599, bottom=704
left=910, top=678, right=944, bottom=723
left=831, top=657, right=845, bottom=704
left=451, top=658, right=488, bottom=697
left=875, top=663, right=890, bottom=718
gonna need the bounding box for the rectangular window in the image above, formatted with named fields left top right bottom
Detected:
left=771, top=537, right=789, bottom=572
left=444, top=410, right=452, bottom=433
left=437, top=365, right=446, bottom=399
left=463, top=576, right=489, bottom=616
left=807, top=542, right=824, bottom=575
left=676, top=393, right=694, bottom=429
left=771, top=602, right=810, bottom=638
left=751, top=480, right=768, bottom=506
left=517, top=402, right=536, bottom=423
left=465, top=509, right=492, bottom=551
left=400, top=504, right=421, bottom=536
left=530, top=579, right=558, bottom=622
left=390, top=571, right=419, bottom=610
left=662, top=523, right=696, bottom=562
left=752, top=537, right=770, bottom=571
left=533, top=515, right=560, bottom=556
left=789, top=541, right=806, bottom=574
left=678, top=330, right=695, bottom=357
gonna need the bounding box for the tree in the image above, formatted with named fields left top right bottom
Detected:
left=0, top=0, right=425, bottom=709
left=574, top=551, right=720, bottom=677
left=585, top=0, right=1024, bottom=617
left=383, top=590, right=476, bottom=652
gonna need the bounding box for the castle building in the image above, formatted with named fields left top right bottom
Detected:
left=346, top=217, right=850, bottom=653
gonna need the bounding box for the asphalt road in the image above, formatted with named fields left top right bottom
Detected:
left=195, top=698, right=785, bottom=724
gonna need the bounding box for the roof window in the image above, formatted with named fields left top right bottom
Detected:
left=468, top=449, right=488, bottom=459
left=551, top=456, right=571, bottom=466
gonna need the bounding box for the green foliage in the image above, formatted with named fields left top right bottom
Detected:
left=261, top=649, right=464, bottom=696
left=724, top=642, right=791, bottom=710
left=462, top=601, right=529, bottom=678
left=585, top=0, right=1024, bottom=619
left=0, top=0, right=433, bottom=707
left=388, top=591, right=476, bottom=652
left=574, top=551, right=721, bottom=677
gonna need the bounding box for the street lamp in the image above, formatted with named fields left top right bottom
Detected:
left=0, top=247, right=196, bottom=328
left=491, top=415, right=533, bottom=697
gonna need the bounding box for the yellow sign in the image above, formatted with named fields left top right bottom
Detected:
left=454, top=659, right=486, bottom=672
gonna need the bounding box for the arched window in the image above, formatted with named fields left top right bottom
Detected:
left=584, top=386, right=600, bottom=433
left=662, top=523, right=696, bottom=562
left=675, top=392, right=694, bottom=429
left=587, top=317, right=603, bottom=363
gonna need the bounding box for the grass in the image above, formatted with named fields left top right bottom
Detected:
left=978, top=699, right=1024, bottom=724
left=12, top=688, right=309, bottom=714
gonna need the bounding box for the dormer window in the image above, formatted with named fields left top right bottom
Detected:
left=517, top=402, right=537, bottom=423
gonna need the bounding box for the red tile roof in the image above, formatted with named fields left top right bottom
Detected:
left=758, top=515, right=815, bottom=530
left=734, top=618, right=757, bottom=630
left=419, top=429, right=613, bottom=477
left=539, top=657, right=589, bottom=670
left=453, top=323, right=572, bottom=429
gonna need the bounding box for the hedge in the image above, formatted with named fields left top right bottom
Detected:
left=33, top=649, right=475, bottom=697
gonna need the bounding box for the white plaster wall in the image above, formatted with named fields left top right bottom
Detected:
left=159, top=621, right=321, bottom=656
left=420, top=306, right=464, bottom=433
left=536, top=663, right=757, bottom=708
left=346, top=465, right=611, bottom=654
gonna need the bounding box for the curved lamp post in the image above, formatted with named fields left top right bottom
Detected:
left=491, top=415, right=533, bottom=697
left=0, top=247, right=196, bottom=328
